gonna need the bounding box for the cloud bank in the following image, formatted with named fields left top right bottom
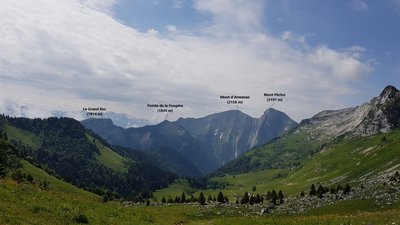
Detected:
left=0, top=0, right=372, bottom=122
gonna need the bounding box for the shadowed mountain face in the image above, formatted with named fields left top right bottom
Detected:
left=82, top=108, right=298, bottom=176
left=176, top=108, right=298, bottom=165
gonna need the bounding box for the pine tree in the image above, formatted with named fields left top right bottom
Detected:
left=249, top=195, right=254, bottom=205
left=11, top=169, right=24, bottom=183
left=181, top=192, right=186, bottom=203
left=309, top=184, right=317, bottom=196
left=266, top=190, right=272, bottom=200
left=145, top=199, right=150, bottom=206
left=26, top=173, right=34, bottom=183
left=252, top=185, right=256, bottom=192
left=167, top=197, right=173, bottom=203
left=344, top=184, right=351, bottom=195
left=207, top=194, right=212, bottom=202
left=256, top=194, right=261, bottom=204
left=198, top=192, right=206, bottom=205
left=271, top=190, right=277, bottom=204
left=241, top=192, right=249, bottom=204
left=217, top=191, right=224, bottom=203
left=300, top=191, right=305, bottom=197
left=161, top=196, right=166, bottom=203
left=336, top=184, right=343, bottom=193
left=278, top=190, right=284, bottom=204
left=317, top=185, right=325, bottom=198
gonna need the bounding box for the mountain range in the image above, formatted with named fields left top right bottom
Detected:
left=216, top=85, right=400, bottom=175
left=0, top=99, right=150, bottom=128
left=1, top=85, right=399, bottom=224
left=82, top=108, right=297, bottom=176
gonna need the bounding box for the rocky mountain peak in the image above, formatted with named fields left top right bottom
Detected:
left=296, top=85, right=400, bottom=138
left=349, top=85, right=400, bottom=136
left=380, top=85, right=399, bottom=98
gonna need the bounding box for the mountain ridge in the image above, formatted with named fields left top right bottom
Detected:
left=215, top=85, right=400, bottom=175
left=82, top=108, right=298, bottom=175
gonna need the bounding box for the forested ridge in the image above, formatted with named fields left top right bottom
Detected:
left=0, top=114, right=176, bottom=200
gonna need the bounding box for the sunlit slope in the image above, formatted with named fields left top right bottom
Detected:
left=212, top=129, right=400, bottom=196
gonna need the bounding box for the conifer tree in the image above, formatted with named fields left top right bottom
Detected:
left=278, top=190, right=284, bottom=204
left=266, top=190, right=272, bottom=200
left=241, top=192, right=249, bottom=204
left=256, top=194, right=261, bottom=204
left=217, top=191, right=224, bottom=203
left=198, top=192, right=206, bottom=205
left=309, top=184, right=317, bottom=196
left=344, top=184, right=351, bottom=195
left=317, top=185, right=325, bottom=198
left=271, top=190, right=277, bottom=204
left=207, top=194, right=212, bottom=202
left=181, top=192, right=186, bottom=203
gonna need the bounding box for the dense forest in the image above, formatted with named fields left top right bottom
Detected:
left=0, top=114, right=176, bottom=200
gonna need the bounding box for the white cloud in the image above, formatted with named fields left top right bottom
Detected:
left=171, top=0, right=185, bottom=9
left=308, top=45, right=372, bottom=80
left=0, top=0, right=373, bottom=122
left=166, top=25, right=177, bottom=33
left=193, top=0, right=265, bottom=36
left=147, top=28, right=159, bottom=36
left=78, top=0, right=118, bottom=14
left=349, top=0, right=369, bottom=11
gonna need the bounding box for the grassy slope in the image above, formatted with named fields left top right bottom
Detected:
left=156, top=130, right=400, bottom=200
left=86, top=134, right=127, bottom=172
left=220, top=130, right=324, bottom=175
left=154, top=179, right=196, bottom=200
left=4, top=124, right=42, bottom=148
left=1, top=133, right=399, bottom=224
left=1, top=177, right=399, bottom=225
left=21, top=160, right=96, bottom=197
left=4, top=124, right=127, bottom=173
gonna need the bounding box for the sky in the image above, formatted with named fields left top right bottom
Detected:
left=0, top=0, right=399, bottom=123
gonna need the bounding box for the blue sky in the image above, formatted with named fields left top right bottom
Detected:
left=113, top=0, right=400, bottom=91
left=0, top=0, right=399, bottom=123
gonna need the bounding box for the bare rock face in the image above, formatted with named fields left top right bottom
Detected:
left=352, top=85, right=400, bottom=136
left=297, top=85, right=400, bottom=139
left=176, top=108, right=298, bottom=165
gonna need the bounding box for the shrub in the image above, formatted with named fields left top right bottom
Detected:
left=72, top=214, right=89, bottom=224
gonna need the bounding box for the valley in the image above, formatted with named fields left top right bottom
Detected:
left=1, top=85, right=400, bottom=224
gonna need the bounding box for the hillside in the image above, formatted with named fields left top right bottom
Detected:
left=82, top=118, right=213, bottom=176
left=216, top=85, right=400, bottom=175
left=0, top=115, right=176, bottom=199
left=1, top=86, right=400, bottom=224
left=1, top=164, right=399, bottom=224
left=209, top=129, right=400, bottom=197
